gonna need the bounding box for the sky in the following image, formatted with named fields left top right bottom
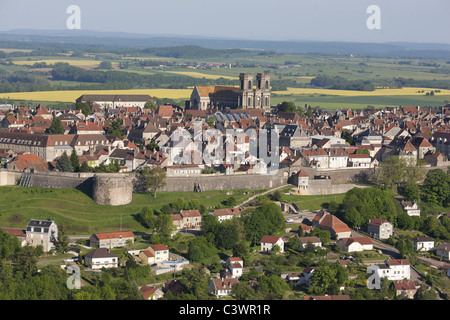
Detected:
left=0, top=0, right=449, bottom=44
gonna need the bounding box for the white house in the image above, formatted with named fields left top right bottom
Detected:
left=84, top=248, right=119, bottom=270
left=260, top=235, right=284, bottom=253
left=373, top=259, right=411, bottom=281
left=348, top=154, right=372, bottom=168
left=411, top=235, right=435, bottom=252
left=209, top=277, right=239, bottom=296
left=401, top=200, right=421, bottom=217
left=209, top=207, right=245, bottom=223
left=226, top=257, right=244, bottom=278
left=336, top=237, right=373, bottom=253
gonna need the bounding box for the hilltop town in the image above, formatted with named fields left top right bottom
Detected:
left=0, top=73, right=449, bottom=302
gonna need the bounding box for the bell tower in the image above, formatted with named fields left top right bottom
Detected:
left=239, top=73, right=254, bottom=108
left=256, top=73, right=271, bottom=108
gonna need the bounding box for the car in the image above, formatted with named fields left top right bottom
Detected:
left=151, top=263, right=158, bottom=267
left=285, top=218, right=294, bottom=223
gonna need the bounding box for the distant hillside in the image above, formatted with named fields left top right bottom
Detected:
left=141, top=45, right=252, bottom=59
left=0, top=30, right=449, bottom=58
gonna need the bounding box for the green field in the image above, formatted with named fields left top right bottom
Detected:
left=271, top=93, right=450, bottom=109
left=0, top=186, right=256, bottom=235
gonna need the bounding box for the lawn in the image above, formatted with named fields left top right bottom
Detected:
left=0, top=186, right=254, bottom=235
left=281, top=192, right=346, bottom=211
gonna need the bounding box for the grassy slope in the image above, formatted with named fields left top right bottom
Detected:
left=0, top=186, right=255, bottom=235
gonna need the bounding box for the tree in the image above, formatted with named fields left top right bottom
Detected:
left=143, top=167, right=167, bottom=198
left=207, top=116, right=215, bottom=127
left=48, top=117, right=65, bottom=134
left=15, top=245, right=39, bottom=278
left=401, top=181, right=420, bottom=201
left=421, top=169, right=450, bottom=207
left=144, top=100, right=157, bottom=111
left=56, top=151, right=74, bottom=172
left=70, top=150, right=80, bottom=172
left=307, top=264, right=336, bottom=295
left=80, top=161, right=91, bottom=172
left=55, top=223, right=69, bottom=254
left=106, top=119, right=124, bottom=138
left=75, top=102, right=91, bottom=117
left=154, top=214, right=174, bottom=242
left=98, top=61, right=113, bottom=69
left=395, top=236, right=415, bottom=258
left=376, top=156, right=406, bottom=189
left=138, top=207, right=156, bottom=230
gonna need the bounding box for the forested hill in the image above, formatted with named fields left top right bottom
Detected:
left=141, top=46, right=253, bottom=59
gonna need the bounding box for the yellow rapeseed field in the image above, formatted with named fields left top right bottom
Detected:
left=0, top=89, right=192, bottom=102
left=1, top=86, right=448, bottom=103
left=12, top=59, right=102, bottom=67
left=272, top=87, right=450, bottom=96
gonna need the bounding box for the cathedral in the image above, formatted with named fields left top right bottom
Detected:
left=188, top=73, right=271, bottom=110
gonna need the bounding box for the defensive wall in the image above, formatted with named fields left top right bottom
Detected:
left=161, top=168, right=290, bottom=192
left=0, top=165, right=447, bottom=206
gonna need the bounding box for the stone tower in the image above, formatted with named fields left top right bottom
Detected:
left=92, top=174, right=133, bottom=206
left=256, top=73, right=271, bottom=108
left=239, top=73, right=255, bottom=108
left=239, top=72, right=270, bottom=109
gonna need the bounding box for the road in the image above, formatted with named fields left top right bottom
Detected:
left=237, top=184, right=290, bottom=207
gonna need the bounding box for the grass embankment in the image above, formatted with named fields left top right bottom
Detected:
left=0, top=186, right=255, bottom=235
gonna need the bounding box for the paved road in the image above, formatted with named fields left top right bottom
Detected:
left=237, top=184, right=290, bottom=207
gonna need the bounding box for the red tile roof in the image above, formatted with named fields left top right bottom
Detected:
left=261, top=235, right=281, bottom=244
left=93, top=230, right=135, bottom=240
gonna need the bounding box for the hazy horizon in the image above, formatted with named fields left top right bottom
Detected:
left=0, top=1, right=449, bottom=45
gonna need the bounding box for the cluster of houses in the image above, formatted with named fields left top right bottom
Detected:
left=0, top=95, right=449, bottom=178
left=1, top=203, right=449, bottom=300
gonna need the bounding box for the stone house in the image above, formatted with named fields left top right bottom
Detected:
left=139, top=249, right=155, bottom=265
left=260, top=235, right=284, bottom=253
left=178, top=210, right=202, bottom=229
left=430, top=131, right=450, bottom=158
left=435, top=243, right=450, bottom=260
left=367, top=218, right=393, bottom=240
left=84, top=248, right=119, bottom=270
left=89, top=230, right=135, bottom=249
left=393, top=280, right=418, bottom=299
left=25, top=219, right=58, bottom=252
